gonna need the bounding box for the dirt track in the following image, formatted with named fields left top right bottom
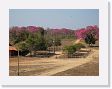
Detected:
left=9, top=48, right=99, bottom=76
left=53, top=58, right=99, bottom=76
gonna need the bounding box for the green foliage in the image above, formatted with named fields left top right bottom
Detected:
left=75, top=43, right=85, bottom=51
left=16, top=42, right=28, bottom=51
left=54, top=38, right=61, bottom=46
left=26, top=32, right=47, bottom=52
left=26, top=34, right=35, bottom=52
left=15, top=42, right=29, bottom=56
left=63, top=45, right=76, bottom=54
left=46, top=39, right=53, bottom=47
left=85, top=34, right=96, bottom=46
left=45, top=36, right=61, bottom=47
left=19, top=30, right=29, bottom=41
left=63, top=43, right=85, bottom=54
left=10, top=30, right=47, bottom=56
left=9, top=27, right=30, bottom=45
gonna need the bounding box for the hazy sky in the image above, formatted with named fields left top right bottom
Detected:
left=9, top=9, right=99, bottom=30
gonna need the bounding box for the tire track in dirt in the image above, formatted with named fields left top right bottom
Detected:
left=33, top=49, right=98, bottom=76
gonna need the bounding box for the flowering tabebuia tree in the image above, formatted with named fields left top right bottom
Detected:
left=74, top=25, right=99, bottom=46
left=27, top=26, right=43, bottom=33
left=9, top=26, right=44, bottom=44
left=10, top=26, right=31, bottom=45
left=75, top=25, right=99, bottom=40
left=49, top=28, right=72, bottom=35
left=9, top=25, right=99, bottom=56
left=74, top=28, right=86, bottom=39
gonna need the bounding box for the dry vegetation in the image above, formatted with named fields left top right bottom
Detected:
left=9, top=48, right=99, bottom=76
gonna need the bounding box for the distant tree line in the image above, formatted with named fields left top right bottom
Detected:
left=9, top=25, right=99, bottom=56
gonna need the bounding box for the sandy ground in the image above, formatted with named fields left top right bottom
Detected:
left=9, top=48, right=99, bottom=76
left=53, top=57, right=99, bottom=76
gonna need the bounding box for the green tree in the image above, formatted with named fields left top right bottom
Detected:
left=63, top=45, right=76, bottom=54
left=26, top=34, right=35, bottom=56
left=55, top=38, right=61, bottom=46
left=85, top=33, right=96, bottom=46
left=26, top=31, right=47, bottom=56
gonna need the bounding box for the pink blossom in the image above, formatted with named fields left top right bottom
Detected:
left=75, top=25, right=99, bottom=40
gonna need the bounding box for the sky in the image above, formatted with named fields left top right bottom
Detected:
left=9, top=9, right=99, bottom=30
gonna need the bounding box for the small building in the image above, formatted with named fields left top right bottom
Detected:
left=9, top=44, right=18, bottom=57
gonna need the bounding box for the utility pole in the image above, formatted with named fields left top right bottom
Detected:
left=17, top=47, right=19, bottom=76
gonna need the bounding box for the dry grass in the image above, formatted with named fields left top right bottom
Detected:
left=53, top=58, right=99, bottom=76
left=9, top=48, right=99, bottom=76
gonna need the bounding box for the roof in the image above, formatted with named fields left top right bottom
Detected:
left=9, top=46, right=17, bottom=51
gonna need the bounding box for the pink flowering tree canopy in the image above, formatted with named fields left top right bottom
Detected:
left=74, top=25, right=99, bottom=40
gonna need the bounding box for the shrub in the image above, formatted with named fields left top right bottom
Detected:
left=75, top=43, right=85, bottom=51
left=63, top=45, right=76, bottom=54
left=63, top=43, right=85, bottom=54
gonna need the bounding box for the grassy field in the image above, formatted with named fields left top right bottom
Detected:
left=9, top=48, right=99, bottom=76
